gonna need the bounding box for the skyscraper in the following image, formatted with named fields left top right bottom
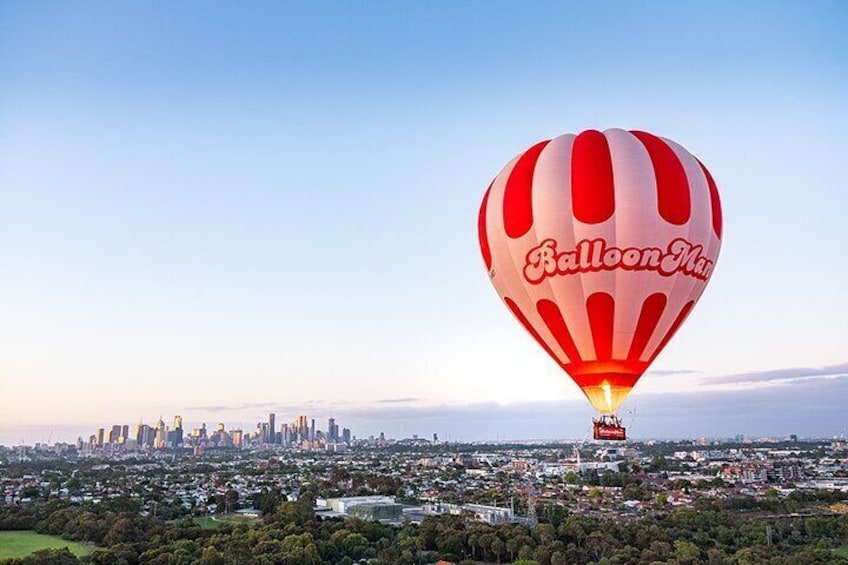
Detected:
left=141, top=425, right=154, bottom=447
left=109, top=425, right=121, bottom=444
left=297, top=415, right=308, bottom=440
left=155, top=417, right=167, bottom=448
left=171, top=416, right=184, bottom=446
left=269, top=413, right=276, bottom=444
left=328, top=418, right=338, bottom=442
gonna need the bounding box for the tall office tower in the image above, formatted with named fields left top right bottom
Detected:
left=281, top=423, right=289, bottom=447
left=121, top=425, right=129, bottom=442
left=199, top=423, right=207, bottom=438
left=259, top=422, right=269, bottom=443
left=231, top=429, right=243, bottom=447
left=167, top=428, right=181, bottom=448
left=433, top=433, right=438, bottom=443
left=109, top=425, right=121, bottom=444
left=97, top=428, right=105, bottom=447
left=216, top=422, right=225, bottom=433
left=297, top=415, right=308, bottom=439
left=310, top=419, right=315, bottom=442
left=342, top=428, right=351, bottom=444
left=328, top=418, right=338, bottom=441
left=153, top=417, right=167, bottom=448
left=268, top=413, right=276, bottom=444
left=174, top=415, right=183, bottom=430
left=135, top=422, right=144, bottom=443
left=141, top=425, right=154, bottom=447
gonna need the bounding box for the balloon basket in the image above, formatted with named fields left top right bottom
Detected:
left=593, top=414, right=626, bottom=441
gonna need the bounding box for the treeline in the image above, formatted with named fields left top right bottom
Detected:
left=1, top=493, right=848, bottom=564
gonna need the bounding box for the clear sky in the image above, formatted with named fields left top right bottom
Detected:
left=1, top=1, right=846, bottom=444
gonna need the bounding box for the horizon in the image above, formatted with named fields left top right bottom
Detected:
left=2, top=3, right=846, bottom=441
left=4, top=360, right=847, bottom=446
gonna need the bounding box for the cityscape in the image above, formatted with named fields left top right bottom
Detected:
left=2, top=430, right=847, bottom=563
left=77, top=414, right=361, bottom=455
left=3, top=1, right=847, bottom=564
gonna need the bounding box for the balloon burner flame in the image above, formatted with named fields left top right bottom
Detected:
left=602, top=381, right=613, bottom=413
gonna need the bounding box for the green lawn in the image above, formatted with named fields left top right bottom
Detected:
left=193, top=515, right=259, bottom=530
left=834, top=546, right=848, bottom=557
left=0, top=530, right=90, bottom=560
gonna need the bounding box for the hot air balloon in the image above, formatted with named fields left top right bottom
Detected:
left=478, top=129, right=722, bottom=440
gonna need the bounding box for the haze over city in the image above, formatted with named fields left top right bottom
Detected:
left=1, top=2, right=847, bottom=445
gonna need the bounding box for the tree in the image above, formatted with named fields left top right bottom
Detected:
left=675, top=539, right=702, bottom=564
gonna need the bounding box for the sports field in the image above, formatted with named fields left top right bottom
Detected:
left=193, top=515, right=259, bottom=530
left=0, top=530, right=90, bottom=559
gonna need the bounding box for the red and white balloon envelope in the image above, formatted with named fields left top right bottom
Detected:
left=478, top=129, right=722, bottom=440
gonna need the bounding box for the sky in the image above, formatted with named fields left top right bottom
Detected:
left=1, top=1, right=847, bottom=445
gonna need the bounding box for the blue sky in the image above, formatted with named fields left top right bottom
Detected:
left=1, top=2, right=846, bottom=443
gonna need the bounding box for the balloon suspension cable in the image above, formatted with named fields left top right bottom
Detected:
left=625, top=403, right=638, bottom=431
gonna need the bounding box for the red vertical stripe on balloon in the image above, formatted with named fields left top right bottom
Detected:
left=571, top=130, right=615, bottom=224
left=478, top=182, right=493, bottom=269
left=648, top=300, right=695, bottom=364
left=586, top=292, right=615, bottom=361
left=627, top=293, right=667, bottom=361
left=504, top=297, right=561, bottom=365
left=537, top=299, right=583, bottom=364
left=503, top=140, right=550, bottom=239
left=697, top=159, right=723, bottom=239
left=631, top=131, right=691, bottom=225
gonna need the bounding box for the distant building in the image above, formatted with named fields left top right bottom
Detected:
left=423, top=502, right=515, bottom=525
left=297, top=415, right=308, bottom=439
left=577, top=461, right=620, bottom=473
left=328, top=418, right=338, bottom=442
left=317, top=496, right=397, bottom=514
left=347, top=502, right=403, bottom=521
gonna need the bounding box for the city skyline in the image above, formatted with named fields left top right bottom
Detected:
left=1, top=3, right=846, bottom=437
left=3, top=360, right=847, bottom=446
left=69, top=412, right=356, bottom=452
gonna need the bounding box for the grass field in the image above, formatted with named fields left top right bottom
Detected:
left=834, top=546, right=848, bottom=557
left=193, top=515, right=260, bottom=530
left=0, top=530, right=90, bottom=560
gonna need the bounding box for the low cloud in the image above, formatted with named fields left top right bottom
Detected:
left=376, top=397, right=422, bottom=404
left=707, top=362, right=848, bottom=386
left=647, top=369, right=699, bottom=376
left=186, top=402, right=277, bottom=412
left=323, top=375, right=848, bottom=441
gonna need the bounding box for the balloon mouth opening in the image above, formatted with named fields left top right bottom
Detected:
left=568, top=366, right=643, bottom=414
left=581, top=381, right=632, bottom=414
